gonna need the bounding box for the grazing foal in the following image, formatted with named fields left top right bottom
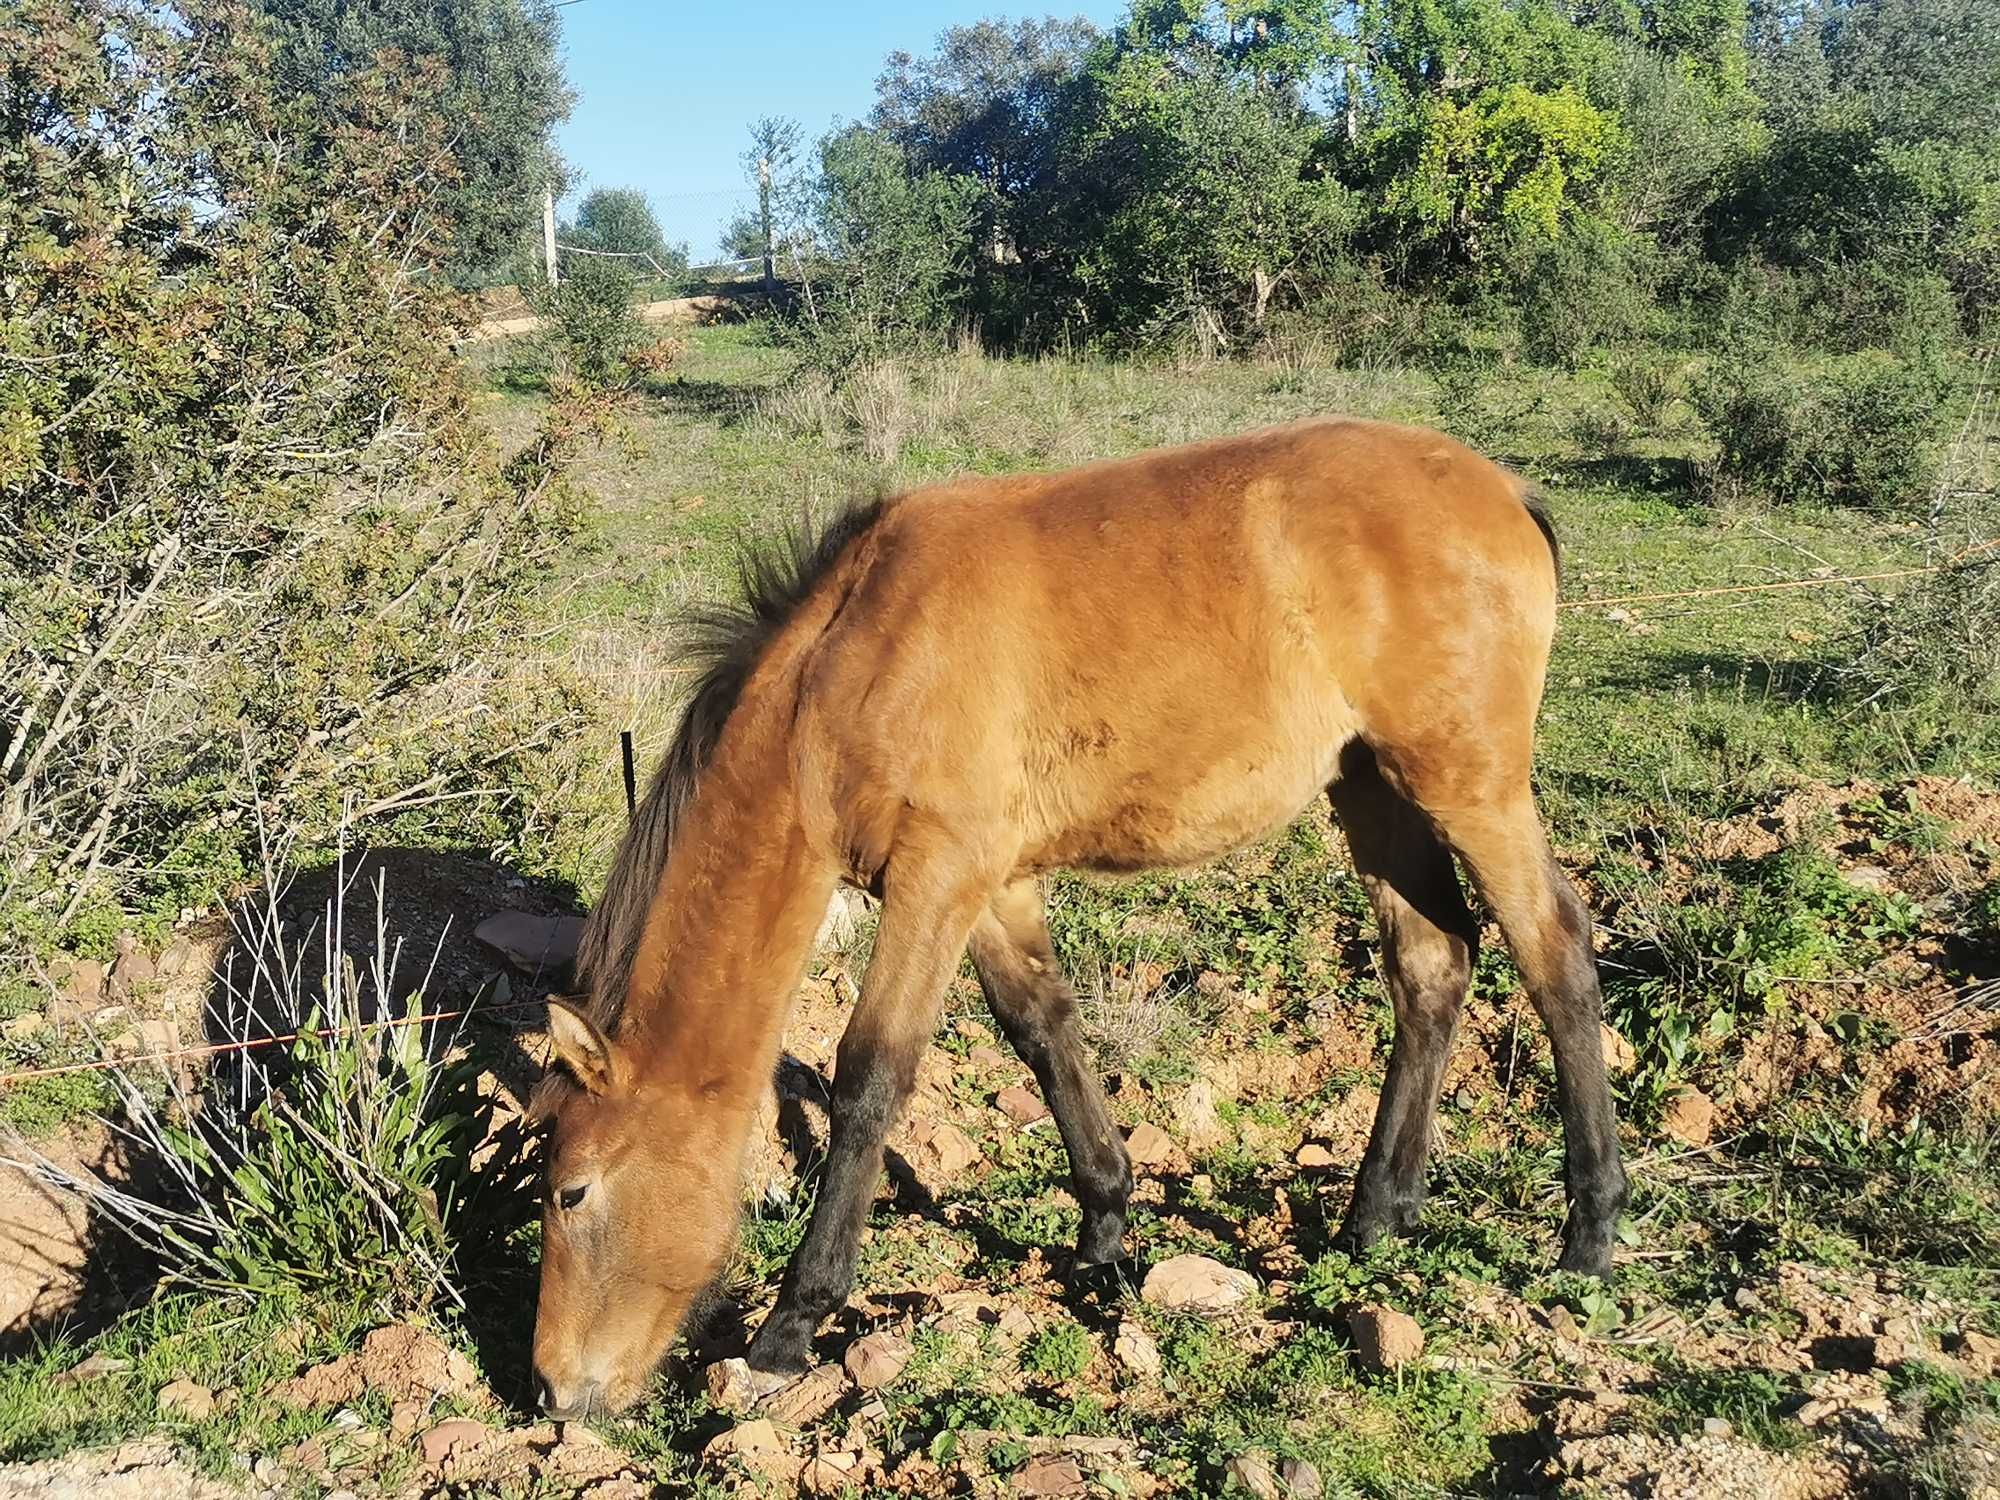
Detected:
left=529, top=416, right=1626, bottom=1417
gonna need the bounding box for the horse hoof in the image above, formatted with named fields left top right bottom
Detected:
left=744, top=1323, right=813, bottom=1377
left=1557, top=1241, right=1615, bottom=1280
left=1330, top=1217, right=1394, bottom=1258
left=1066, top=1255, right=1139, bottom=1298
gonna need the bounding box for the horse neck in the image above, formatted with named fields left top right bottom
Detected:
left=619, top=666, right=837, bottom=1110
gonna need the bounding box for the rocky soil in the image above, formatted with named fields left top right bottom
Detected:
left=4, top=777, right=1999, bottom=1496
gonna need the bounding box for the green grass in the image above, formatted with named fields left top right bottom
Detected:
left=0, top=1295, right=378, bottom=1471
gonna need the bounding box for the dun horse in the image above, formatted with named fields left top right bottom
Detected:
left=529, top=416, right=1627, bottom=1418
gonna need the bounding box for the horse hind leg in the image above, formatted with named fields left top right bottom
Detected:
left=968, top=879, right=1134, bottom=1269
left=1328, top=747, right=1479, bottom=1253
left=1419, top=781, right=1628, bottom=1277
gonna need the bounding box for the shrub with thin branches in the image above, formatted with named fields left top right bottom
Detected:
left=0, top=1, right=594, bottom=964
left=1849, top=540, right=2000, bottom=720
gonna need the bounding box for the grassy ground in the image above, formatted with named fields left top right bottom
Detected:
left=3, top=323, right=1997, bottom=1497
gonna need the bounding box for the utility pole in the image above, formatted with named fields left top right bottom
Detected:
left=758, top=156, right=775, bottom=294
left=542, top=187, right=560, bottom=287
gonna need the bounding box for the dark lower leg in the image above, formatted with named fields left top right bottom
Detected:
left=1534, top=880, right=1628, bottom=1276
left=1444, top=800, right=1628, bottom=1278
left=1329, top=764, right=1477, bottom=1253
left=747, top=1028, right=916, bottom=1371
left=969, top=881, right=1132, bottom=1267
left=747, top=857, right=990, bottom=1373
left=1339, top=984, right=1465, bottom=1250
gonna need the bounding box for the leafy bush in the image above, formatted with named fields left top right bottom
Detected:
left=1692, top=347, right=1959, bottom=509
left=1699, top=256, right=1968, bottom=359
left=1504, top=222, right=1668, bottom=367
left=526, top=253, right=653, bottom=387
left=788, top=126, right=981, bottom=369
left=1, top=0, right=587, bottom=958
left=1274, top=259, right=1438, bottom=370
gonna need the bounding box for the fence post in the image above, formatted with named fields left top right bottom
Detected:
left=758, top=156, right=775, bottom=294
left=542, top=188, right=560, bottom=287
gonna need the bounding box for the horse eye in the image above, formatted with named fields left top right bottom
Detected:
left=558, top=1184, right=588, bottom=1211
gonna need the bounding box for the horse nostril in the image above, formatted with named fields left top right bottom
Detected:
left=534, top=1370, right=599, bottom=1421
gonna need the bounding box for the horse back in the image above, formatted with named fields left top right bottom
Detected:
left=794, top=417, right=1559, bottom=882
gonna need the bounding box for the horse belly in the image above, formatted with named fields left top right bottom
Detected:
left=1022, top=686, right=1359, bottom=875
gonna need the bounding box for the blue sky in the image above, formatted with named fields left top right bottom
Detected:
left=553, top=2, right=1124, bottom=261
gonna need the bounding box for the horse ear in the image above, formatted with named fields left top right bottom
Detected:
left=545, top=998, right=618, bottom=1094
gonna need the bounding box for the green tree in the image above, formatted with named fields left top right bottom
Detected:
left=739, top=115, right=805, bottom=280
left=568, top=187, right=687, bottom=277
left=1381, top=82, right=1622, bottom=257
left=253, top=0, right=573, bottom=278
left=873, top=16, right=1099, bottom=217
left=791, top=126, right=981, bottom=364
left=1726, top=0, right=2000, bottom=329
left=1119, top=0, right=1347, bottom=95
left=1038, top=47, right=1359, bottom=336
left=872, top=18, right=1098, bottom=328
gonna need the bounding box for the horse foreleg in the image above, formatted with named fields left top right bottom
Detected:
left=746, top=835, right=997, bottom=1374
left=968, top=877, right=1134, bottom=1270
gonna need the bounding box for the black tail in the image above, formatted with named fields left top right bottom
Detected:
left=1520, top=483, right=1562, bottom=587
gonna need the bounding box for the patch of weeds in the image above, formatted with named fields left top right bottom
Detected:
left=1956, top=879, right=2000, bottom=954
left=1850, top=791, right=1952, bottom=858
left=1157, top=821, right=1347, bottom=995
left=962, top=1130, right=1083, bottom=1260
left=1427, top=1141, right=1568, bottom=1237
left=1298, top=1232, right=1502, bottom=1331
left=1160, top=1315, right=1254, bottom=1395
left=737, top=1181, right=817, bottom=1282
left=0, top=1054, right=115, bottom=1137
left=0, top=969, right=39, bottom=1022
left=1889, top=1359, right=1981, bottom=1430
left=1606, top=841, right=1922, bottom=1008
left=1533, top=1270, right=1627, bottom=1336
left=1198, top=1116, right=1279, bottom=1193
left=1643, top=1359, right=1809, bottom=1452
left=1471, top=945, right=1523, bottom=1001
left=1154, top=1322, right=1495, bottom=1496
left=1605, top=979, right=1732, bottom=1125
left=926, top=1389, right=1114, bottom=1469
left=1601, top=839, right=1930, bottom=1127
left=7, top=862, right=539, bottom=1320
left=598, top=1378, right=710, bottom=1482
left=1021, top=1319, right=1094, bottom=1383
left=0, top=1291, right=374, bottom=1468
left=1768, top=1105, right=2000, bottom=1266
left=1125, top=1200, right=1236, bottom=1265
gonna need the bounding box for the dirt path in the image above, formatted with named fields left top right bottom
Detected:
left=458, top=292, right=757, bottom=344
